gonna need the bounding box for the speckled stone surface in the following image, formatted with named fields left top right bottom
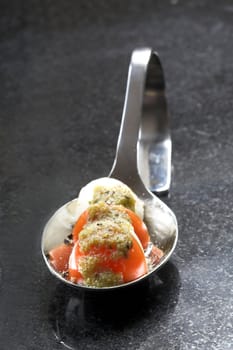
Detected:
left=0, top=1, right=233, bottom=349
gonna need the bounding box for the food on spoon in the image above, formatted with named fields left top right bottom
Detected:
left=69, top=204, right=148, bottom=287
left=77, top=177, right=144, bottom=219
left=45, top=177, right=164, bottom=288
left=72, top=202, right=150, bottom=249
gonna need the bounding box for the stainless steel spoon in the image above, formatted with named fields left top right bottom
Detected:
left=41, top=48, right=178, bottom=291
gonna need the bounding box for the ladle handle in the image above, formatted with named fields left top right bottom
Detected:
left=110, top=48, right=171, bottom=195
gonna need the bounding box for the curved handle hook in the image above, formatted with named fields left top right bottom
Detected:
left=110, top=48, right=171, bottom=195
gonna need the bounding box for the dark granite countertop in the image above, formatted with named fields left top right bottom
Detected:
left=0, top=1, right=232, bottom=349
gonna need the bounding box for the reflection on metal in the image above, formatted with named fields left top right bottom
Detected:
left=110, top=48, right=171, bottom=195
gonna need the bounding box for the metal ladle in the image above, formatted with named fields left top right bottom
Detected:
left=41, top=48, right=178, bottom=291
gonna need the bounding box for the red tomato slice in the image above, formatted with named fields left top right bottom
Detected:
left=117, top=234, right=148, bottom=282
left=68, top=233, right=148, bottom=284
left=123, top=208, right=150, bottom=249
left=72, top=210, right=88, bottom=241
left=72, top=207, right=150, bottom=249
left=48, top=243, right=73, bottom=273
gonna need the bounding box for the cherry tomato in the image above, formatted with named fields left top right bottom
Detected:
left=68, top=233, right=148, bottom=284
left=123, top=208, right=150, bottom=249
left=72, top=206, right=150, bottom=249
left=72, top=210, right=88, bottom=241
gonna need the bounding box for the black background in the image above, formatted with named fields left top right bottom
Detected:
left=0, top=1, right=232, bottom=349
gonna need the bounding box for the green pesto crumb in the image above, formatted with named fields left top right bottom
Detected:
left=79, top=219, right=133, bottom=257
left=78, top=255, right=123, bottom=287
left=85, top=272, right=123, bottom=288
left=91, top=185, right=136, bottom=212
left=87, top=201, right=130, bottom=222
